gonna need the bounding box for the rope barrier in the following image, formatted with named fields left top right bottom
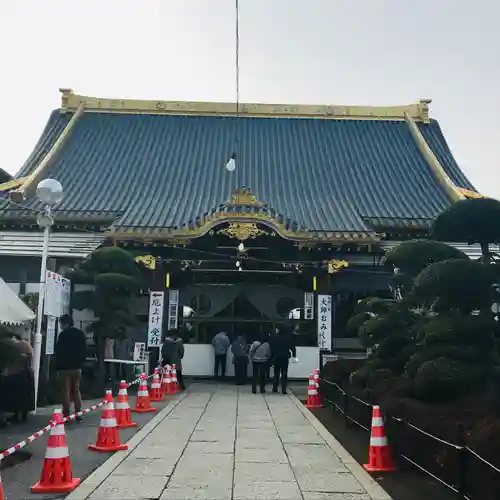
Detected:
left=0, top=368, right=161, bottom=462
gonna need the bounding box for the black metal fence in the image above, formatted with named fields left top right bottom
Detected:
left=320, top=379, right=500, bottom=500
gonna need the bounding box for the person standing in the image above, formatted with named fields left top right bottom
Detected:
left=270, top=326, right=296, bottom=394
left=6, top=334, right=34, bottom=422
left=55, top=314, right=87, bottom=421
left=249, top=335, right=271, bottom=394
left=231, top=335, right=249, bottom=385
left=212, top=331, right=230, bottom=379
left=161, top=330, right=185, bottom=390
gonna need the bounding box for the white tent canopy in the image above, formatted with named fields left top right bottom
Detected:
left=0, top=277, right=36, bottom=325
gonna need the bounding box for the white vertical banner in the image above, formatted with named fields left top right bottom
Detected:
left=61, top=277, right=71, bottom=314
left=304, top=292, right=314, bottom=320
left=45, top=271, right=62, bottom=317
left=147, top=291, right=164, bottom=347
left=45, top=316, right=57, bottom=355
left=168, top=289, right=179, bottom=330
left=133, top=342, right=146, bottom=361
left=317, top=294, right=332, bottom=351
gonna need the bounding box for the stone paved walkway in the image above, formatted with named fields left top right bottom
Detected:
left=67, top=384, right=391, bottom=500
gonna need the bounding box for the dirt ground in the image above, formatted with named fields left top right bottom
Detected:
left=310, top=404, right=457, bottom=500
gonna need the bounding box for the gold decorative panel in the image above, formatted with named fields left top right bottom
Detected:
left=228, top=187, right=264, bottom=207
left=328, top=259, right=349, bottom=274
left=218, top=223, right=268, bottom=241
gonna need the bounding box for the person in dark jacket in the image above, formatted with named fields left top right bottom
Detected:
left=212, top=331, right=230, bottom=379
left=161, top=331, right=185, bottom=390
left=55, top=314, right=87, bottom=420
left=269, top=326, right=296, bottom=394
left=231, top=335, right=249, bottom=385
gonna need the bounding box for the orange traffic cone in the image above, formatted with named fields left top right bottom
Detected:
left=116, top=381, right=137, bottom=428
left=89, top=390, right=128, bottom=452
left=363, top=405, right=396, bottom=473
left=31, top=409, right=81, bottom=493
left=132, top=374, right=156, bottom=413
left=162, top=365, right=172, bottom=395
left=313, top=369, right=323, bottom=408
left=170, top=364, right=179, bottom=394
left=150, top=368, right=164, bottom=402
left=305, top=374, right=322, bottom=409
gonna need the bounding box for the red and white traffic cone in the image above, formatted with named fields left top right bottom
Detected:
left=116, top=381, right=137, bottom=428
left=0, top=472, right=4, bottom=500
left=363, top=405, right=396, bottom=472
left=305, top=374, right=322, bottom=409
left=162, top=365, right=172, bottom=395
left=150, top=368, right=164, bottom=402
left=132, top=374, right=156, bottom=413
left=31, top=409, right=81, bottom=493
left=313, top=369, right=323, bottom=408
left=89, top=390, right=128, bottom=452
left=170, top=364, right=179, bottom=394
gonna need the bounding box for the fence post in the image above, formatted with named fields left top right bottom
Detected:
left=457, top=424, right=469, bottom=499
left=343, top=392, right=350, bottom=428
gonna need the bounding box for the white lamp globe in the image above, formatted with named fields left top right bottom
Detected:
left=36, top=178, right=63, bottom=206
left=225, top=157, right=236, bottom=172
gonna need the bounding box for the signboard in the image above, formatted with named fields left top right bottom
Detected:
left=147, top=291, right=164, bottom=347
left=44, top=272, right=71, bottom=317
left=317, top=294, right=332, bottom=351
left=61, top=278, right=71, bottom=314
left=45, top=316, right=57, bottom=355
left=167, top=290, right=179, bottom=330
left=304, top=292, right=314, bottom=320
left=133, top=342, right=146, bottom=362
left=45, top=271, right=62, bottom=317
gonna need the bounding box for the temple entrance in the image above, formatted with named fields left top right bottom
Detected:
left=179, top=286, right=316, bottom=346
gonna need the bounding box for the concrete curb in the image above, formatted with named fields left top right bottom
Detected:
left=65, top=392, right=188, bottom=500
left=288, top=391, right=393, bottom=500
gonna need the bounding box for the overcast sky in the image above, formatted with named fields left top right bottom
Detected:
left=1, top=0, right=499, bottom=197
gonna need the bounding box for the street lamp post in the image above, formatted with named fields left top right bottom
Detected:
left=32, top=179, right=63, bottom=413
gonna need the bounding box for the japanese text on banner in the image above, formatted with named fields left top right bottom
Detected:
left=147, top=291, right=164, bottom=347
left=317, top=294, right=332, bottom=351
left=168, top=290, right=179, bottom=330
left=45, top=316, right=57, bottom=355
left=304, top=292, right=314, bottom=320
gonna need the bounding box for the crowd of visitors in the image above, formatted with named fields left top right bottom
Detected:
left=207, top=327, right=297, bottom=394
left=0, top=316, right=297, bottom=427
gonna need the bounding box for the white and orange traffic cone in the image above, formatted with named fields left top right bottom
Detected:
left=162, top=365, right=172, bottom=395
left=150, top=368, right=164, bottom=402
left=116, top=381, right=137, bottom=428
left=89, top=390, right=128, bottom=452
left=313, top=369, right=323, bottom=408
left=305, top=374, right=322, bottom=409
left=170, top=364, right=179, bottom=394
left=313, top=369, right=320, bottom=388
left=363, top=405, right=396, bottom=472
left=132, top=374, right=156, bottom=413
left=31, top=409, right=81, bottom=494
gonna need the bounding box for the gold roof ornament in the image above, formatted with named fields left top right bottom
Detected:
left=135, top=255, right=156, bottom=270
left=228, top=187, right=264, bottom=207
left=218, top=222, right=269, bottom=241
left=458, top=188, right=486, bottom=199
left=328, top=259, right=349, bottom=274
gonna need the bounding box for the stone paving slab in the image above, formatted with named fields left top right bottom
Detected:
left=67, top=383, right=392, bottom=500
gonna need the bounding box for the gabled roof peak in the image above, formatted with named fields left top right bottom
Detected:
left=59, top=88, right=432, bottom=122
